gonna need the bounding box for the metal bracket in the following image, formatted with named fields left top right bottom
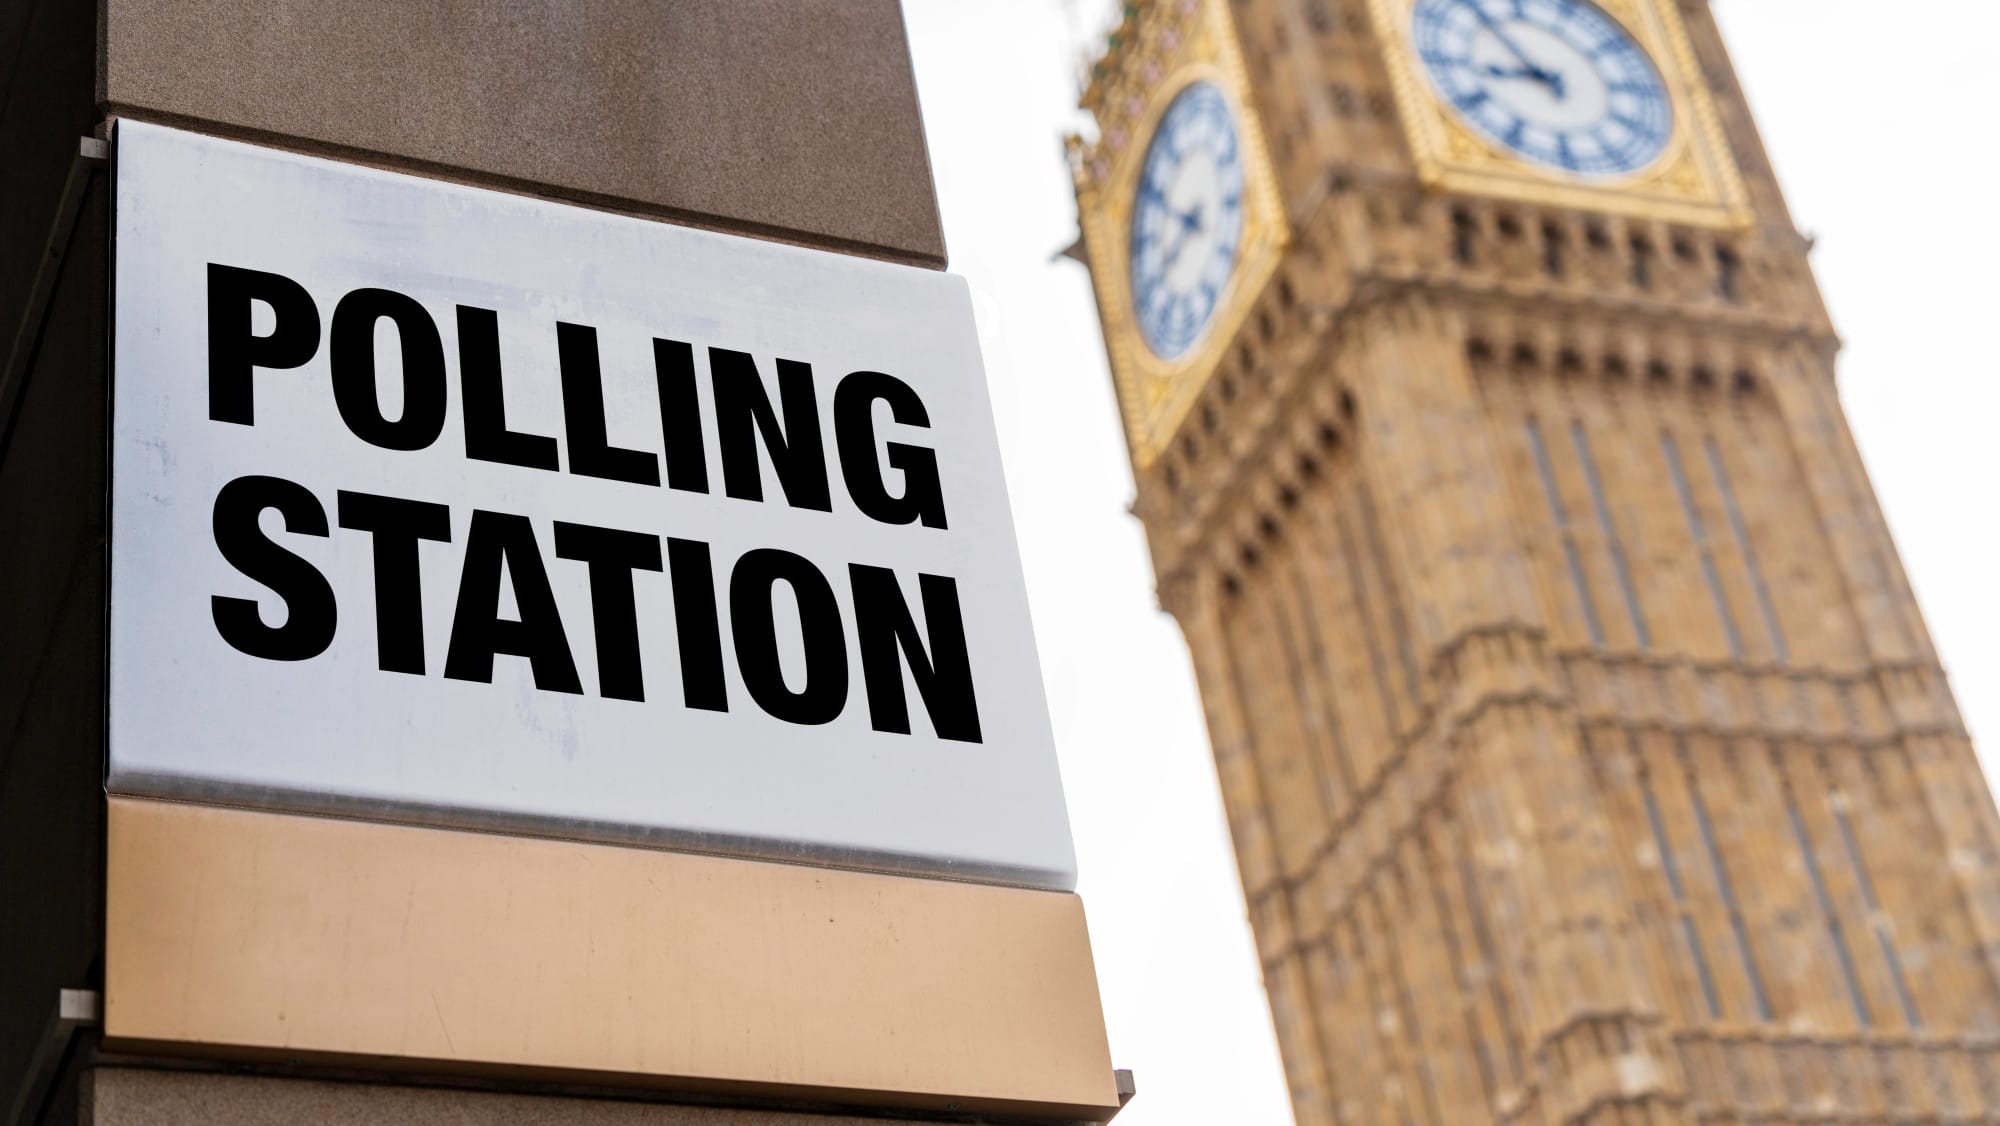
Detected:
left=3, top=989, right=102, bottom=1126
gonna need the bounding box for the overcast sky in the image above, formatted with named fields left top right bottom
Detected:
left=900, top=3, right=2000, bottom=1123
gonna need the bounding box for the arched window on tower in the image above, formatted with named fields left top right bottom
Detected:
left=1629, top=234, right=1654, bottom=290
left=1451, top=207, right=1478, bottom=265
left=1715, top=244, right=1742, bottom=302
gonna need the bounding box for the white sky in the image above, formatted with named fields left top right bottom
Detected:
left=901, top=2, right=2000, bottom=1123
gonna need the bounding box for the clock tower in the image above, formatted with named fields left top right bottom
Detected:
left=1069, top=1, right=2000, bottom=1123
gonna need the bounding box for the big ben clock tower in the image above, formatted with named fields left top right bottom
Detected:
left=1070, top=1, right=2000, bottom=1123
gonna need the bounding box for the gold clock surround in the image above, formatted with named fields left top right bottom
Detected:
left=1367, top=0, right=1752, bottom=228
left=1076, top=0, right=1290, bottom=472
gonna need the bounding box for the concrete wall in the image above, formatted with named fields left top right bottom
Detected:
left=99, top=0, right=947, bottom=267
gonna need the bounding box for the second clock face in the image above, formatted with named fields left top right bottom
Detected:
left=1129, top=81, right=1246, bottom=361
left=1412, top=0, right=1672, bottom=176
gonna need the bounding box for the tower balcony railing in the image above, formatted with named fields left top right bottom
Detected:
left=1557, top=649, right=1961, bottom=749
left=1676, top=1027, right=2000, bottom=1123
left=1312, top=179, right=1826, bottom=333
left=1486, top=1030, right=2000, bottom=1126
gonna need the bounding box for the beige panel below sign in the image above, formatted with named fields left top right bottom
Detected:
left=104, top=799, right=1120, bottom=1120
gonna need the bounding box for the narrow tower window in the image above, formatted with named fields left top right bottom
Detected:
left=1357, top=482, right=1424, bottom=706
left=1833, top=787, right=1923, bottom=1029
left=1375, top=882, right=1446, bottom=1126
left=1347, top=922, right=1424, bottom=1126
left=1572, top=421, right=1651, bottom=648
left=1525, top=417, right=1605, bottom=645
left=1662, top=432, right=1745, bottom=658
left=1704, top=437, right=1787, bottom=663
left=1682, top=745, right=1774, bottom=1021
left=1267, top=576, right=1354, bottom=813
left=1454, top=836, right=1526, bottom=1084
left=1288, top=567, right=1358, bottom=796
left=1420, top=834, right=1500, bottom=1109
left=1779, top=766, right=1873, bottom=1027
left=1632, top=735, right=1722, bottom=1019
left=1334, top=503, right=1403, bottom=737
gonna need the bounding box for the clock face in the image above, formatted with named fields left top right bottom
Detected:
left=1412, top=0, right=1672, bottom=176
left=1129, top=81, right=1246, bottom=361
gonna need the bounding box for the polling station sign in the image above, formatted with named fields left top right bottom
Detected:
left=108, top=121, right=1075, bottom=890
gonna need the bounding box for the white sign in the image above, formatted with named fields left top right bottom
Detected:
left=108, top=121, right=1075, bottom=890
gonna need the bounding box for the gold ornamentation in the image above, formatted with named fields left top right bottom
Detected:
left=1074, top=0, right=1289, bottom=471
left=1365, top=0, right=1751, bottom=228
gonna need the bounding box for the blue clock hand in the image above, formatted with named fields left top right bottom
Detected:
left=1159, top=231, right=1192, bottom=275
left=1464, top=4, right=1539, bottom=69
left=1464, top=4, right=1562, bottom=94
left=1482, top=61, right=1567, bottom=98
left=1157, top=204, right=1205, bottom=271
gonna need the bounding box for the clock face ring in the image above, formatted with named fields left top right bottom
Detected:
left=1128, top=80, right=1246, bottom=361
left=1412, top=0, right=1672, bottom=177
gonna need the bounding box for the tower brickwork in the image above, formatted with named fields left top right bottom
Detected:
left=1070, top=1, right=2000, bottom=1122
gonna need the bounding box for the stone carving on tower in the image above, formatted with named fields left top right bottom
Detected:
left=1068, top=0, right=2000, bottom=1122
